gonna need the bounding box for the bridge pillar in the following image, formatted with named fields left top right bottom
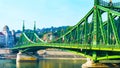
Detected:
left=92, top=0, right=100, bottom=45
left=16, top=51, right=37, bottom=62
left=93, top=5, right=99, bottom=45
left=16, top=51, right=22, bottom=62
left=81, top=58, right=108, bottom=68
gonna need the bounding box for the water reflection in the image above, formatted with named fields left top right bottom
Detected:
left=16, top=59, right=86, bottom=68
left=16, top=61, right=38, bottom=68
left=1, top=59, right=120, bottom=68
left=0, top=59, right=16, bottom=68
left=38, top=60, right=85, bottom=68
left=0, top=59, right=86, bottom=68
left=16, top=59, right=120, bottom=68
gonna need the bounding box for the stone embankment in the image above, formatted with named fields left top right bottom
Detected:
left=0, top=48, right=11, bottom=54
left=0, top=48, right=86, bottom=61
left=37, top=49, right=85, bottom=60
left=0, top=48, right=16, bottom=59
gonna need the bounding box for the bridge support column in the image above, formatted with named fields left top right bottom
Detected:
left=16, top=51, right=22, bottom=62
left=92, top=51, right=98, bottom=62
left=16, top=51, right=37, bottom=62
left=81, top=58, right=108, bottom=68
left=92, top=0, right=100, bottom=45
left=93, top=6, right=99, bottom=45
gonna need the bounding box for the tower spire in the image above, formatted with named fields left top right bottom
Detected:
left=22, top=20, right=25, bottom=32
left=34, top=21, right=36, bottom=32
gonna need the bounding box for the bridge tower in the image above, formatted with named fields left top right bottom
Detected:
left=92, top=0, right=100, bottom=45
left=92, top=0, right=115, bottom=45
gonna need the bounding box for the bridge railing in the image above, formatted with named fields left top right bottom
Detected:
left=13, top=42, right=120, bottom=52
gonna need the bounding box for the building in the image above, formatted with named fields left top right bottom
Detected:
left=43, top=32, right=55, bottom=42
left=0, top=25, right=15, bottom=48
left=0, top=32, right=5, bottom=47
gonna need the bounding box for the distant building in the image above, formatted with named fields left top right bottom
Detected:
left=0, top=32, right=5, bottom=47
left=15, top=30, right=22, bottom=38
left=43, top=32, right=55, bottom=42
left=0, top=25, right=15, bottom=48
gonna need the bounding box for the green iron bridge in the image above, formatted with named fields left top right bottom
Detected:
left=12, top=0, right=120, bottom=62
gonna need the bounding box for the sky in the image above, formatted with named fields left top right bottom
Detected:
left=0, top=0, right=94, bottom=31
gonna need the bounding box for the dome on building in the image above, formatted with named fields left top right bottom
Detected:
left=3, top=25, right=9, bottom=31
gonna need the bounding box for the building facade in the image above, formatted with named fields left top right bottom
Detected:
left=0, top=25, right=15, bottom=48
left=0, top=32, right=5, bottom=47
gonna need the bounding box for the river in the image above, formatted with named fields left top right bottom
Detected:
left=0, top=59, right=86, bottom=68
left=1, top=49, right=120, bottom=68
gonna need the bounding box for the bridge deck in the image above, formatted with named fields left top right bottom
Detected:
left=12, top=43, right=120, bottom=52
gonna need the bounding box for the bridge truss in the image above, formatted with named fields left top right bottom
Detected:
left=14, top=0, right=120, bottom=62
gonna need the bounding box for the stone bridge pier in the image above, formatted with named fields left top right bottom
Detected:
left=16, top=51, right=37, bottom=62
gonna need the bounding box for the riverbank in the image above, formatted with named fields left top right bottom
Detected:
left=1, top=49, right=120, bottom=68
left=0, top=54, right=16, bottom=59
left=0, top=48, right=86, bottom=60
left=37, top=49, right=86, bottom=60
left=0, top=48, right=16, bottom=59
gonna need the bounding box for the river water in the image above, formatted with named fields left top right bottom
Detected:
left=0, top=59, right=86, bottom=68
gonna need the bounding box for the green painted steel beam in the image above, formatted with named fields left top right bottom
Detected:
left=84, top=19, right=88, bottom=44
left=118, top=18, right=120, bottom=37
left=107, top=13, right=111, bottom=45
left=97, top=5, right=120, bottom=17
left=109, top=13, right=120, bottom=45
left=97, top=5, right=120, bottom=45
left=34, top=33, right=44, bottom=43
left=12, top=43, right=120, bottom=52
left=103, top=15, right=117, bottom=26
left=98, top=55, right=120, bottom=60
left=76, top=26, right=79, bottom=43
left=23, top=33, right=35, bottom=43
left=17, top=47, right=119, bottom=61
left=94, top=0, right=99, bottom=5
left=97, top=8, right=106, bottom=44
left=93, top=6, right=99, bottom=45
left=12, top=42, right=120, bottom=61
left=54, top=7, right=94, bottom=42
left=19, top=48, right=31, bottom=53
